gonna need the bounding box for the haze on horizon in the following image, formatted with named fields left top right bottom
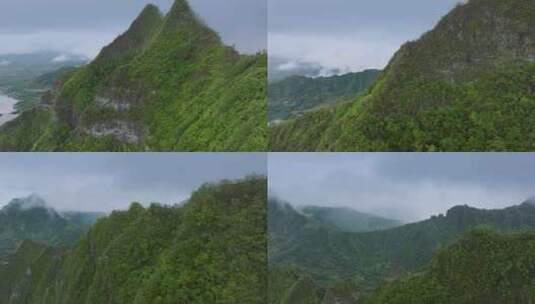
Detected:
left=269, top=0, right=466, bottom=76
left=269, top=153, right=535, bottom=223
left=0, top=153, right=266, bottom=213
left=0, top=0, right=266, bottom=59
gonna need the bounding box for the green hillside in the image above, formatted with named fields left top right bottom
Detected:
left=268, top=70, right=380, bottom=121
left=0, top=0, right=266, bottom=152
left=270, top=0, right=535, bottom=151
left=269, top=198, right=535, bottom=292
left=268, top=200, right=535, bottom=304
left=0, top=177, right=267, bottom=304
left=0, top=195, right=94, bottom=256
left=300, top=205, right=402, bottom=233
left=363, top=228, right=535, bottom=304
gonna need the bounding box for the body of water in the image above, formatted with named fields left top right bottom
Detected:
left=0, top=92, right=20, bottom=126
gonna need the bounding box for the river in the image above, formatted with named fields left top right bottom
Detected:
left=0, top=92, right=20, bottom=126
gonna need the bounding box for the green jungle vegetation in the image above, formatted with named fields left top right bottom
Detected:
left=0, top=0, right=267, bottom=152
left=363, top=228, right=535, bottom=304
left=269, top=0, right=535, bottom=151
left=0, top=176, right=267, bottom=304
left=268, top=198, right=535, bottom=303
left=268, top=70, right=380, bottom=121
left=0, top=194, right=102, bottom=257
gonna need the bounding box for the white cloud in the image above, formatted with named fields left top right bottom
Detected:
left=269, top=153, right=535, bottom=222
left=51, top=54, right=69, bottom=62
left=0, top=153, right=266, bottom=213
left=269, top=32, right=400, bottom=74
left=0, top=29, right=122, bottom=59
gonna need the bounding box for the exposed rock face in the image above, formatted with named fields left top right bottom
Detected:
left=94, top=97, right=132, bottom=112
left=88, top=121, right=141, bottom=144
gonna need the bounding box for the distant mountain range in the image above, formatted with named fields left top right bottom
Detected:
left=270, top=0, right=535, bottom=151
left=268, top=56, right=340, bottom=83
left=268, top=198, right=535, bottom=303
left=0, top=52, right=87, bottom=70
left=0, top=0, right=266, bottom=152
left=0, top=177, right=267, bottom=303
left=299, top=205, right=402, bottom=233
left=0, top=194, right=104, bottom=257
left=0, top=51, right=87, bottom=111
left=268, top=70, right=380, bottom=122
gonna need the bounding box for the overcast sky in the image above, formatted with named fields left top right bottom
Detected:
left=269, top=153, right=535, bottom=223
left=0, top=153, right=266, bottom=213
left=0, top=0, right=266, bottom=57
left=269, top=0, right=465, bottom=75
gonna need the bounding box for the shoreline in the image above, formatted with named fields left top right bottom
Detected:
left=0, top=90, right=20, bottom=126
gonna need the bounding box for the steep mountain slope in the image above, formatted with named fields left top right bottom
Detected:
left=269, top=198, right=535, bottom=287
left=269, top=266, right=362, bottom=304
left=268, top=70, right=380, bottom=121
left=0, top=195, right=91, bottom=256
left=0, top=0, right=266, bottom=152
left=300, top=205, right=402, bottom=233
left=0, top=177, right=267, bottom=304
left=270, top=0, right=535, bottom=151
left=363, top=228, right=535, bottom=304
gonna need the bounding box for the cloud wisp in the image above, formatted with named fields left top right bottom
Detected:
left=0, top=153, right=266, bottom=213
left=0, top=0, right=266, bottom=58
left=269, top=0, right=464, bottom=75
left=269, top=153, right=535, bottom=222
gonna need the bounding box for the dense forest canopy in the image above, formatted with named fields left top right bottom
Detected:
left=268, top=198, right=535, bottom=303
left=0, top=0, right=267, bottom=152
left=270, top=0, right=535, bottom=151
left=0, top=176, right=267, bottom=303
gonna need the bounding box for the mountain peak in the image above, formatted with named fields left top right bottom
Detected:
left=168, top=0, right=194, bottom=18
left=445, top=204, right=476, bottom=218
left=141, top=3, right=160, bottom=15
left=162, top=0, right=220, bottom=45
left=4, top=194, right=48, bottom=211
left=1, top=194, right=63, bottom=219
left=93, top=2, right=163, bottom=63
left=522, top=197, right=535, bottom=207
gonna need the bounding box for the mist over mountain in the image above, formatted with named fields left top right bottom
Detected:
left=0, top=194, right=102, bottom=257
left=0, top=51, right=87, bottom=112
left=0, top=177, right=267, bottom=304
left=299, top=205, right=402, bottom=233
left=268, top=197, right=535, bottom=303
left=268, top=69, right=380, bottom=122
left=268, top=56, right=344, bottom=83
